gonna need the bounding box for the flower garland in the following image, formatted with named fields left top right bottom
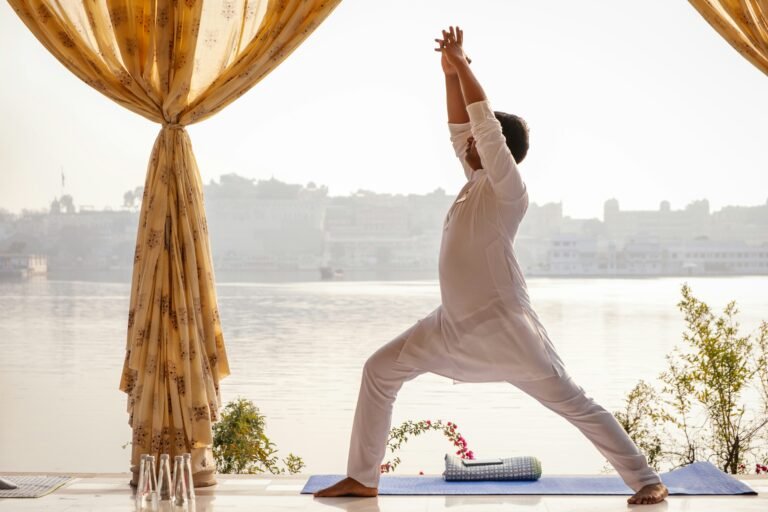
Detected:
left=381, top=419, right=474, bottom=474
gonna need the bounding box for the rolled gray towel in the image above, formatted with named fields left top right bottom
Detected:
left=0, top=477, right=18, bottom=490
left=443, top=455, right=542, bottom=481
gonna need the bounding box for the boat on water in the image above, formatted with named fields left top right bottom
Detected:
left=0, top=254, right=47, bottom=280
left=319, top=266, right=344, bottom=281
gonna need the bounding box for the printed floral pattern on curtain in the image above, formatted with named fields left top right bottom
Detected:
left=689, top=0, right=768, bottom=75
left=7, top=0, right=341, bottom=485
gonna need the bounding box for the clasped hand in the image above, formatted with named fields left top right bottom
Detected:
left=435, top=26, right=471, bottom=75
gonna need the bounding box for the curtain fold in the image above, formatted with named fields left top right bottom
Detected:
left=689, top=0, right=768, bottom=75
left=8, top=0, right=341, bottom=485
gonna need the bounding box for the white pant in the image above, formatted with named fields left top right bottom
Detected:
left=346, top=325, right=661, bottom=492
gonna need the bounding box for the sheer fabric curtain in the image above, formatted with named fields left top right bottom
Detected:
left=689, top=0, right=768, bottom=75
left=8, top=0, right=340, bottom=485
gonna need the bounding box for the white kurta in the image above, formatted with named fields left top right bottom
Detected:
left=396, top=100, right=565, bottom=383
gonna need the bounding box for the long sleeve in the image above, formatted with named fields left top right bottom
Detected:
left=448, top=122, right=474, bottom=181
left=466, top=100, right=528, bottom=206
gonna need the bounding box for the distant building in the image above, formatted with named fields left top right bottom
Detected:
left=1, top=174, right=766, bottom=280
left=523, top=235, right=768, bottom=277
left=711, top=200, right=768, bottom=244
left=205, top=174, right=327, bottom=270
left=0, top=210, right=15, bottom=241
left=519, top=202, right=565, bottom=239
left=603, top=198, right=711, bottom=242
left=323, top=189, right=452, bottom=272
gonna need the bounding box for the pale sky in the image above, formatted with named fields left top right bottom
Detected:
left=1, top=1, right=766, bottom=219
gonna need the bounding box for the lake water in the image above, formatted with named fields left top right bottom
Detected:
left=1, top=277, right=767, bottom=477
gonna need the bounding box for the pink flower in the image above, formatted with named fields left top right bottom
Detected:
left=466, top=451, right=474, bottom=459
left=426, top=420, right=431, bottom=426
left=456, top=450, right=462, bottom=455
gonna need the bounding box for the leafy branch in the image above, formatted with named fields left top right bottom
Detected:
left=614, top=284, right=768, bottom=474
left=382, top=419, right=474, bottom=473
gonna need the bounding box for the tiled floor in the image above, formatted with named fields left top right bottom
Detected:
left=0, top=473, right=765, bottom=511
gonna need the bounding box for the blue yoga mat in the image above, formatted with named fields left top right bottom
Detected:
left=301, top=461, right=756, bottom=495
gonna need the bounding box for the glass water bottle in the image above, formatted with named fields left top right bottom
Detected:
left=135, top=454, right=148, bottom=505
left=172, top=455, right=187, bottom=506
left=157, top=453, right=173, bottom=501
left=143, top=455, right=158, bottom=509
left=182, top=453, right=195, bottom=500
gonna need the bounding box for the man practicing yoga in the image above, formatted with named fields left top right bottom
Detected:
left=315, top=26, right=668, bottom=505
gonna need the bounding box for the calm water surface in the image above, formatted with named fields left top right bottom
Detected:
left=1, top=277, right=767, bottom=476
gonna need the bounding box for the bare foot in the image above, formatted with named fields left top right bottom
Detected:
left=313, top=477, right=378, bottom=498
left=628, top=482, right=669, bottom=505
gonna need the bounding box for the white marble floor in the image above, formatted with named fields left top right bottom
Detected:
left=0, top=474, right=765, bottom=512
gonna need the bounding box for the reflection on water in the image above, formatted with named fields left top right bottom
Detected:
left=1, top=277, right=766, bottom=476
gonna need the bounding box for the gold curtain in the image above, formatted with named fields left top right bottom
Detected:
left=689, top=0, right=768, bottom=75
left=8, top=0, right=340, bottom=485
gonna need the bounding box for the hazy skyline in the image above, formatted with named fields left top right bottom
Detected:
left=1, top=1, right=767, bottom=219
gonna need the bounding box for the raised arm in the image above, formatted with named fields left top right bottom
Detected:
left=436, top=29, right=472, bottom=179
left=438, top=36, right=469, bottom=124
left=441, top=27, right=487, bottom=107
left=439, top=26, right=527, bottom=206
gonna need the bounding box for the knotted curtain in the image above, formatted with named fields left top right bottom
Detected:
left=8, top=0, right=340, bottom=484
left=689, top=0, right=768, bottom=75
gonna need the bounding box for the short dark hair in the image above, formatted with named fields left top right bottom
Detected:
left=494, top=111, right=529, bottom=164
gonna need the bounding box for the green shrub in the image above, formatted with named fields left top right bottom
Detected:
left=212, top=398, right=304, bottom=474
left=613, top=380, right=665, bottom=471
left=614, top=284, right=768, bottom=474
